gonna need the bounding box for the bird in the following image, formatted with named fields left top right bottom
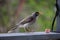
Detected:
left=8, top=12, right=40, bottom=33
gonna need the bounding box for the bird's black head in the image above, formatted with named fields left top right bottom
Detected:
left=32, top=12, right=39, bottom=18
left=35, top=12, right=39, bottom=16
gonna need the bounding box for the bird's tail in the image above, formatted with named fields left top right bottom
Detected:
left=8, top=25, right=18, bottom=33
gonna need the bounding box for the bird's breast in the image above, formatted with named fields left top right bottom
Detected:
left=18, top=23, right=29, bottom=28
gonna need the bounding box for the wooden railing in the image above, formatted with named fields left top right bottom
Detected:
left=0, top=32, right=60, bottom=40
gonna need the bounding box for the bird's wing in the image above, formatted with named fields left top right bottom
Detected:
left=18, top=16, right=34, bottom=25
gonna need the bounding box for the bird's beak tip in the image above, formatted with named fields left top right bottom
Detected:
left=39, top=12, right=43, bottom=15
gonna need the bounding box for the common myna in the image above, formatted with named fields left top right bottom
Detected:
left=8, top=12, right=39, bottom=33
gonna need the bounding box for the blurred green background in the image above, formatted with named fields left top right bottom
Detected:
left=0, top=0, right=56, bottom=33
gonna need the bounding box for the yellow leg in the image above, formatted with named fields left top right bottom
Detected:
left=24, top=27, right=31, bottom=32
